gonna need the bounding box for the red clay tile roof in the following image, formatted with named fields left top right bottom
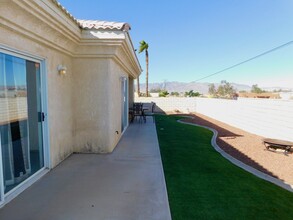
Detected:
left=77, top=19, right=131, bottom=31
left=51, top=0, right=131, bottom=31
left=51, top=0, right=79, bottom=24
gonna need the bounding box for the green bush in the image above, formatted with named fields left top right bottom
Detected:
left=184, top=90, right=201, bottom=97
left=159, top=90, right=169, bottom=97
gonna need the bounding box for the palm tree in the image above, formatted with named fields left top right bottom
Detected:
left=139, top=40, right=149, bottom=97
left=137, top=76, right=140, bottom=97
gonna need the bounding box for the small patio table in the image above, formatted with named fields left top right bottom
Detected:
left=130, top=103, right=145, bottom=123
left=263, top=138, right=293, bottom=153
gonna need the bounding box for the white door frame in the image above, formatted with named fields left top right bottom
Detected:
left=0, top=134, right=4, bottom=206
left=121, top=76, right=129, bottom=134
left=0, top=45, right=50, bottom=206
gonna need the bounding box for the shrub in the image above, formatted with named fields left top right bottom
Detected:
left=159, top=90, right=169, bottom=97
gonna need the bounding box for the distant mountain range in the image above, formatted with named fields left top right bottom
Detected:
left=137, top=81, right=292, bottom=94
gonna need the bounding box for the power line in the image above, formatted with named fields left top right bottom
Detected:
left=194, top=40, right=293, bottom=82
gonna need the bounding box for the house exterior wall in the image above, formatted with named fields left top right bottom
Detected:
left=0, top=0, right=76, bottom=168
left=108, top=59, right=128, bottom=150
left=72, top=58, right=112, bottom=153
left=70, top=28, right=141, bottom=154
left=72, top=56, right=134, bottom=154
left=0, top=0, right=141, bottom=168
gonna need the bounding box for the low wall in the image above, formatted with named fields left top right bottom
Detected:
left=135, top=97, right=197, bottom=113
left=135, top=97, right=293, bottom=142
left=196, top=98, right=293, bottom=142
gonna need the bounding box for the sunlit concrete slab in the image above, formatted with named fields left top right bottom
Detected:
left=0, top=121, right=171, bottom=220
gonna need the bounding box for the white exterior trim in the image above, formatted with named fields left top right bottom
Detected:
left=0, top=44, right=46, bottom=63
left=40, top=59, right=51, bottom=169
left=0, top=133, right=4, bottom=206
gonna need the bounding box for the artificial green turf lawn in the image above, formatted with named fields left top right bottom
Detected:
left=155, top=115, right=293, bottom=220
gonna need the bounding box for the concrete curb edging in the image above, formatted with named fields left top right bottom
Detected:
left=153, top=120, right=173, bottom=220
left=177, top=118, right=293, bottom=193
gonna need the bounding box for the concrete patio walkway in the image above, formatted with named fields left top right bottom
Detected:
left=0, top=121, right=171, bottom=220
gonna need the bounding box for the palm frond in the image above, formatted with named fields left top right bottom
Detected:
left=139, top=40, right=149, bottom=53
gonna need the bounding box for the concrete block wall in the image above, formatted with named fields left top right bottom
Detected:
left=135, top=97, right=197, bottom=113
left=136, top=97, right=293, bottom=142
left=196, top=98, right=293, bottom=142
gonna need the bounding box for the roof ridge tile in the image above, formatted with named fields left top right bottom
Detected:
left=51, top=0, right=131, bottom=31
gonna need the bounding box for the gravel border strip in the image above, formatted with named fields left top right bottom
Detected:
left=177, top=118, right=293, bottom=193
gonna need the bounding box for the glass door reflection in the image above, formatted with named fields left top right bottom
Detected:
left=0, top=53, right=44, bottom=194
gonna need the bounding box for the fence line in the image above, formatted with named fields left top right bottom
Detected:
left=135, top=97, right=293, bottom=142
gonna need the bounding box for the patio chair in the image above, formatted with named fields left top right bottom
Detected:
left=263, top=138, right=293, bottom=154
left=143, top=102, right=156, bottom=123
left=132, top=103, right=144, bottom=123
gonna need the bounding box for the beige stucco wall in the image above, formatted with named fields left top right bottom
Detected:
left=108, top=59, right=128, bottom=151
left=0, top=0, right=141, bottom=168
left=0, top=1, right=75, bottom=168
left=72, top=58, right=111, bottom=153
left=48, top=57, right=74, bottom=167
left=72, top=59, right=131, bottom=153
left=72, top=29, right=141, bottom=154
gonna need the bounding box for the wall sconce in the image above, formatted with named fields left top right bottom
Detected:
left=57, top=65, right=67, bottom=75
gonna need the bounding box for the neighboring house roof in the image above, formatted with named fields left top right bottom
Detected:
left=78, top=20, right=131, bottom=31
left=51, top=0, right=130, bottom=31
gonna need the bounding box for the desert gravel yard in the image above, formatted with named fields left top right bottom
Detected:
left=183, top=113, right=293, bottom=185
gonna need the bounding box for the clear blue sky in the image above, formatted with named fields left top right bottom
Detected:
left=59, top=0, right=293, bottom=88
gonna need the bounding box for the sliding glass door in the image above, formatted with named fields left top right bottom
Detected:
left=121, top=77, right=128, bottom=133
left=0, top=52, right=44, bottom=197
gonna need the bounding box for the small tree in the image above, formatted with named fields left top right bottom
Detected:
left=251, top=84, right=264, bottom=93
left=217, top=80, right=236, bottom=99
left=217, top=85, right=225, bottom=97
left=208, top=83, right=217, bottom=97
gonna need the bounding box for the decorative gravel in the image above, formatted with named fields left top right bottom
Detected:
left=181, top=113, right=293, bottom=185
